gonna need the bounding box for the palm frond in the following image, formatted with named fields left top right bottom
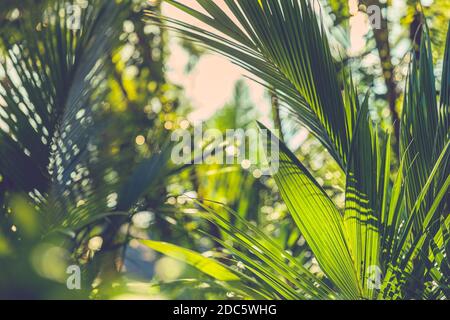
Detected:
left=400, top=25, right=447, bottom=232
left=149, top=0, right=360, bottom=168
left=0, top=0, right=129, bottom=230
left=259, top=122, right=361, bottom=299
left=343, top=92, right=390, bottom=299
left=145, top=2, right=450, bottom=300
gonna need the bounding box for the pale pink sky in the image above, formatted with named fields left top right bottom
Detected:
left=162, top=1, right=271, bottom=125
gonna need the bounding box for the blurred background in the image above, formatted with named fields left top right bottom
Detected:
left=0, top=0, right=448, bottom=299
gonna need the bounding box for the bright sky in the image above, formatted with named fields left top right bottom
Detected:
left=166, top=40, right=271, bottom=125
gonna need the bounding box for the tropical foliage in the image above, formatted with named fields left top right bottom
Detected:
left=0, top=0, right=448, bottom=300
left=144, top=0, right=450, bottom=300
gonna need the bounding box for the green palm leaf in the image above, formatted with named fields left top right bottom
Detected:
left=400, top=26, right=448, bottom=233
left=150, top=0, right=360, bottom=168
left=140, top=240, right=240, bottom=282
left=259, top=123, right=361, bottom=299
left=343, top=93, right=388, bottom=299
